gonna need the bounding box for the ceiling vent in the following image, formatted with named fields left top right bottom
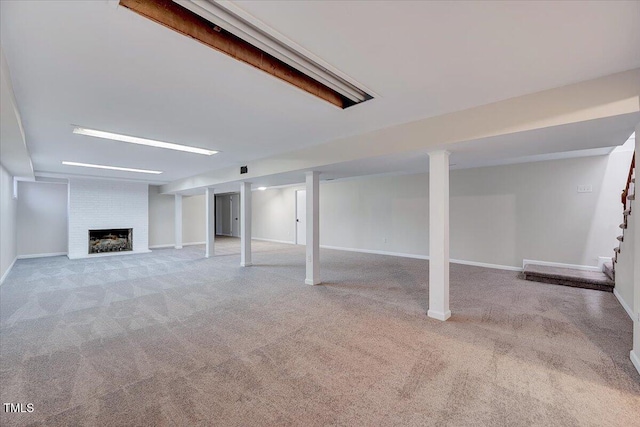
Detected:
left=120, top=0, right=373, bottom=108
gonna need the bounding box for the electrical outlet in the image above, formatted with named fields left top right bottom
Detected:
left=577, top=185, right=592, bottom=193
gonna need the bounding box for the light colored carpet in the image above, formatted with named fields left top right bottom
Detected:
left=0, top=237, right=638, bottom=426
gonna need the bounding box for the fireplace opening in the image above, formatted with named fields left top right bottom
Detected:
left=89, top=228, right=132, bottom=254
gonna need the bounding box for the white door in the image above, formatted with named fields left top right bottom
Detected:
left=296, top=190, right=306, bottom=245
left=231, top=194, right=240, bottom=237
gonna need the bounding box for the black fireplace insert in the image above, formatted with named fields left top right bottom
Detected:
left=88, top=228, right=132, bottom=254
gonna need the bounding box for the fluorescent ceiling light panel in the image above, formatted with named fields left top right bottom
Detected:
left=257, top=187, right=267, bottom=191
left=62, top=161, right=162, bottom=174
left=175, top=0, right=371, bottom=104
left=73, top=127, right=218, bottom=155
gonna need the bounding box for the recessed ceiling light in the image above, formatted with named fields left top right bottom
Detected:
left=72, top=127, right=218, bottom=156
left=62, top=161, right=162, bottom=174
left=257, top=187, right=267, bottom=191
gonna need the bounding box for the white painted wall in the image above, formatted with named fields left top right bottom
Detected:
left=183, top=194, right=205, bottom=244
left=616, top=198, right=635, bottom=317
left=148, top=186, right=207, bottom=247
left=0, top=165, right=17, bottom=283
left=17, top=181, right=67, bottom=257
left=148, top=185, right=175, bottom=247
left=68, top=178, right=149, bottom=259
left=252, top=153, right=631, bottom=269
left=253, top=187, right=296, bottom=243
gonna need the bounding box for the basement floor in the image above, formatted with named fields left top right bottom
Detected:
left=0, top=238, right=638, bottom=426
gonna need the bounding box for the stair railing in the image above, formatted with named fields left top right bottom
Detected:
left=622, top=151, right=635, bottom=208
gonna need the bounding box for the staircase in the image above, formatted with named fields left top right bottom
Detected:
left=611, top=153, right=635, bottom=281
left=523, top=152, right=635, bottom=292
left=523, top=264, right=614, bottom=292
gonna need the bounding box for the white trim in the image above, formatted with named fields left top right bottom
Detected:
left=450, top=258, right=522, bottom=272
left=614, top=288, right=634, bottom=320
left=522, top=258, right=601, bottom=272
left=0, top=257, right=17, bottom=285
left=598, top=256, right=612, bottom=269
left=427, top=310, right=451, bottom=321
left=631, top=350, right=640, bottom=377
left=149, top=241, right=205, bottom=249
left=17, top=252, right=67, bottom=259
left=319, top=245, right=521, bottom=271
left=67, top=250, right=152, bottom=260
left=320, top=244, right=428, bottom=260
left=252, top=237, right=295, bottom=245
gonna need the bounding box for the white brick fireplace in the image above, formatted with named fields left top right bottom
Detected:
left=68, top=178, right=150, bottom=259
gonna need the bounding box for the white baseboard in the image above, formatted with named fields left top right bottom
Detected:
left=0, top=257, right=17, bottom=285
left=149, top=242, right=205, bottom=249
left=149, top=244, right=174, bottom=249
left=450, top=258, right=522, bottom=272
left=253, top=237, right=295, bottom=245
left=598, top=256, right=612, bottom=269
left=320, top=244, right=429, bottom=260
left=522, top=258, right=601, bottom=272
left=613, top=289, right=634, bottom=320
left=17, top=252, right=67, bottom=259
left=67, top=250, right=152, bottom=260
left=631, top=350, right=640, bottom=377
left=320, top=245, right=521, bottom=271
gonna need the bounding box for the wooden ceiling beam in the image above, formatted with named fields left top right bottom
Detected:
left=119, top=0, right=347, bottom=108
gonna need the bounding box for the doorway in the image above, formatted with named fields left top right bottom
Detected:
left=215, top=193, right=240, bottom=237
left=296, top=190, right=306, bottom=245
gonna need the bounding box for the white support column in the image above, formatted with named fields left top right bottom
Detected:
left=174, top=194, right=183, bottom=249
left=240, top=182, right=252, bottom=267
left=305, top=171, right=320, bottom=285
left=205, top=188, right=215, bottom=258
left=632, top=123, right=640, bottom=376
left=427, top=150, right=451, bottom=321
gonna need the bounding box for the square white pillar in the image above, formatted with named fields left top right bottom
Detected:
left=205, top=188, right=215, bottom=258
left=240, top=182, right=252, bottom=267
left=175, top=194, right=183, bottom=249
left=427, top=150, right=451, bottom=321
left=305, top=171, right=320, bottom=285
left=632, top=123, right=640, bottom=376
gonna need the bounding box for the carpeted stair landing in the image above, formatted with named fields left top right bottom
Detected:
left=523, top=264, right=614, bottom=292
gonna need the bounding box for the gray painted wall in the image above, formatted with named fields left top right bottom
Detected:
left=17, top=181, right=67, bottom=256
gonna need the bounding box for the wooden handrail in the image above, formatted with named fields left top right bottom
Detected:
left=622, top=151, right=635, bottom=207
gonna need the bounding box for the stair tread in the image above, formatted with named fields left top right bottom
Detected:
left=619, top=223, right=627, bottom=229
left=523, top=264, right=613, bottom=287
left=603, top=262, right=615, bottom=281
left=617, top=235, right=624, bottom=241
left=624, top=209, right=631, bottom=215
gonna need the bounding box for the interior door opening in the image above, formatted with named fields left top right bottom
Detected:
left=215, top=193, right=240, bottom=237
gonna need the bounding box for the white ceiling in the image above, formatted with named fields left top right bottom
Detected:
left=0, top=48, right=32, bottom=178
left=1, top=0, right=639, bottom=183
